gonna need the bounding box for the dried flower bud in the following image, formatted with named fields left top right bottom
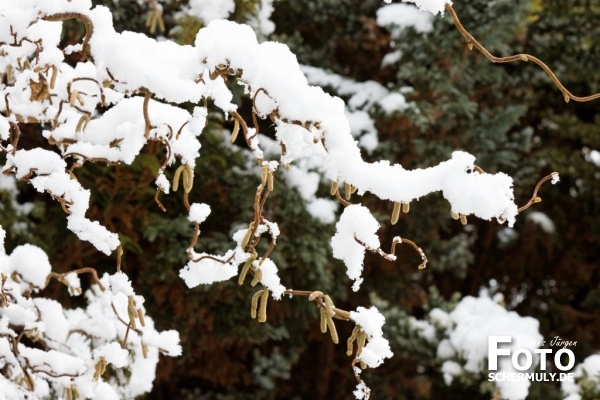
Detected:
left=137, top=307, right=145, bottom=327
left=241, top=223, right=255, bottom=249
left=333, top=307, right=350, bottom=319
left=93, top=357, right=107, bottom=380
left=182, top=165, right=193, bottom=193
left=320, top=308, right=327, bottom=333
left=258, top=289, right=269, bottom=323
left=347, top=326, right=360, bottom=356
left=238, top=253, right=256, bottom=285
left=330, top=181, right=339, bottom=195
left=402, top=202, right=410, bottom=213
left=326, top=314, right=339, bottom=344
left=69, top=90, right=83, bottom=107
left=75, top=114, right=90, bottom=133
left=344, top=182, right=352, bottom=200
left=230, top=118, right=240, bottom=143
left=250, top=290, right=262, bottom=319
left=308, top=291, right=323, bottom=301
left=391, top=201, right=401, bottom=225
left=323, top=295, right=335, bottom=318
left=250, top=269, right=262, bottom=287
left=267, top=170, right=274, bottom=192
left=356, top=331, right=367, bottom=357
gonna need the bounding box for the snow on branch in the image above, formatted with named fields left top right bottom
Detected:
left=0, top=0, right=564, bottom=398
left=0, top=227, right=180, bottom=398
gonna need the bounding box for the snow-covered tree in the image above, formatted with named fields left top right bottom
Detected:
left=1, top=0, right=598, bottom=398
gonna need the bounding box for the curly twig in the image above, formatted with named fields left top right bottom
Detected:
left=43, top=13, right=94, bottom=59
left=446, top=4, right=600, bottom=103
left=518, top=172, right=559, bottom=213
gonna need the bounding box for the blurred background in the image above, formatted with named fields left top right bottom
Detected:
left=2, top=0, right=599, bottom=398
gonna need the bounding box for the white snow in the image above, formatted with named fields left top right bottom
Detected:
left=94, top=342, right=130, bottom=368
left=8, top=244, right=52, bottom=288
left=179, top=249, right=242, bottom=287
left=188, top=203, right=211, bottom=224
left=349, top=306, right=394, bottom=368
left=331, top=205, right=381, bottom=292
left=184, top=0, right=235, bottom=25
left=254, top=258, right=286, bottom=300
left=377, top=4, right=435, bottom=34
left=402, top=0, right=452, bottom=15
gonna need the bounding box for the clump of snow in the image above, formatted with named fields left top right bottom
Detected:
left=5, top=148, right=66, bottom=179
left=67, top=215, right=120, bottom=255
left=331, top=205, right=381, bottom=292
left=89, top=6, right=204, bottom=104
left=377, top=4, right=435, bottom=34
left=188, top=203, right=211, bottom=224
left=402, top=0, right=452, bottom=16
left=94, top=342, right=130, bottom=368
left=254, top=258, right=286, bottom=300
left=63, top=271, right=82, bottom=296
left=155, top=172, right=170, bottom=194
left=108, top=271, right=135, bottom=296
left=183, top=0, right=235, bottom=25
left=180, top=249, right=243, bottom=287
left=353, top=380, right=370, bottom=400
left=350, top=306, right=394, bottom=368
left=8, top=244, right=52, bottom=288
left=0, top=114, right=9, bottom=140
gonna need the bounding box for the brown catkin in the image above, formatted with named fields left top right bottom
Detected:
left=258, top=289, right=269, bottom=323
left=391, top=202, right=401, bottom=225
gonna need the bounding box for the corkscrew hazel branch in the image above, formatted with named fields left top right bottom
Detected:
left=446, top=4, right=600, bottom=103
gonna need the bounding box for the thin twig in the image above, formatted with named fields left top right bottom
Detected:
left=44, top=13, right=94, bottom=60
left=517, top=172, right=558, bottom=213
left=446, top=4, right=600, bottom=102
left=142, top=90, right=153, bottom=138
left=45, top=267, right=105, bottom=291
left=154, top=188, right=166, bottom=212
